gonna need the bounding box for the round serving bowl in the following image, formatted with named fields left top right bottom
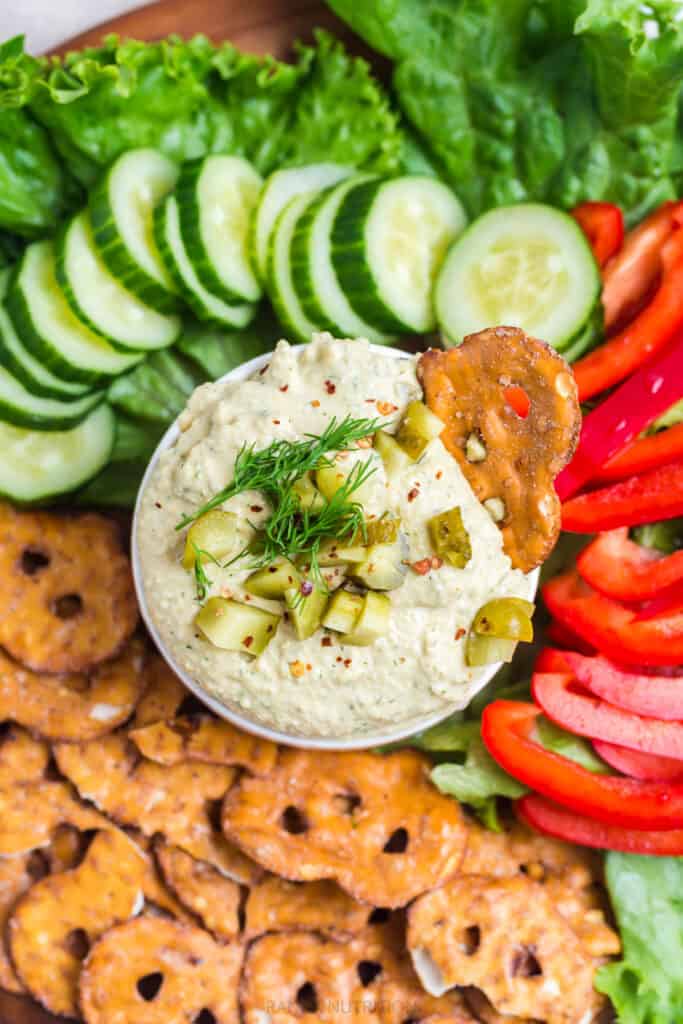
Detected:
left=132, top=344, right=540, bottom=750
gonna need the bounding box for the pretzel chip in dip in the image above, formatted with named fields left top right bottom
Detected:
left=222, top=748, right=468, bottom=907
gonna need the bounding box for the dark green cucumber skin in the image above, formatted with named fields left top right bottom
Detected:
left=330, top=179, right=411, bottom=335
left=89, top=177, right=181, bottom=315
left=0, top=382, right=103, bottom=431
left=288, top=190, right=339, bottom=334
left=5, top=256, right=108, bottom=388
left=0, top=320, right=89, bottom=401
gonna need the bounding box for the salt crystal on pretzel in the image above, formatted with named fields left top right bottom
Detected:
left=9, top=829, right=147, bottom=1018
left=222, top=749, right=468, bottom=908
left=244, top=875, right=371, bottom=941
left=407, top=874, right=599, bottom=1024
left=418, top=328, right=580, bottom=572
left=129, top=714, right=278, bottom=775
left=154, top=840, right=241, bottom=940
left=0, top=504, right=138, bottom=673
left=79, top=915, right=243, bottom=1024
left=0, top=635, right=147, bottom=742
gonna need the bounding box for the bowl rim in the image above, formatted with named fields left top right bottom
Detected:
left=132, top=342, right=539, bottom=751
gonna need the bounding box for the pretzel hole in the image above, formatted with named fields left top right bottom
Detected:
left=333, top=792, right=362, bottom=815
left=461, top=925, right=481, bottom=956
left=64, top=928, right=90, bottom=960
left=206, top=799, right=223, bottom=833
left=383, top=827, right=409, bottom=853
left=503, top=386, right=530, bottom=419
left=368, top=907, right=391, bottom=924
left=510, top=946, right=542, bottom=978
left=296, top=982, right=318, bottom=1012
left=137, top=972, right=164, bottom=1001
left=20, top=548, right=50, bottom=575
left=281, top=806, right=309, bottom=835
left=194, top=1011, right=217, bottom=1024
left=26, top=850, right=49, bottom=882
left=177, top=694, right=207, bottom=717
left=52, top=593, right=83, bottom=620
left=357, top=960, right=383, bottom=986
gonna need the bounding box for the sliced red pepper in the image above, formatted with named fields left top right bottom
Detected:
left=542, top=568, right=683, bottom=666
left=532, top=671, right=683, bottom=759
left=481, top=700, right=683, bottom=828
left=592, top=741, right=683, bottom=781
left=577, top=528, right=683, bottom=600
left=571, top=202, right=624, bottom=269
left=556, top=332, right=683, bottom=500
left=517, top=793, right=683, bottom=855
left=573, top=229, right=683, bottom=402
left=561, top=460, right=683, bottom=532
left=558, top=649, right=683, bottom=720
left=546, top=620, right=596, bottom=654
left=534, top=647, right=571, bottom=673
left=600, top=423, right=683, bottom=482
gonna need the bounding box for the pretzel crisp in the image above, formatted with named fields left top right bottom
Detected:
left=154, top=841, right=242, bottom=940
left=9, top=829, right=147, bottom=1018
left=0, top=779, right=111, bottom=857
left=79, top=915, right=243, bottom=1024
left=0, top=504, right=138, bottom=673
left=0, top=635, right=147, bottom=742
left=132, top=653, right=188, bottom=726
left=244, top=875, right=371, bottom=942
left=129, top=715, right=278, bottom=776
left=418, top=328, right=580, bottom=572
left=222, top=749, right=468, bottom=908
left=55, top=732, right=257, bottom=880
left=407, top=874, right=600, bottom=1024
left=0, top=725, right=50, bottom=785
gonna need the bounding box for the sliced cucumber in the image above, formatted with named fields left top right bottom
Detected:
left=0, top=300, right=90, bottom=401
left=6, top=241, right=143, bottom=384
left=435, top=203, right=600, bottom=350
left=0, top=403, right=115, bottom=503
left=176, top=155, right=263, bottom=303
left=252, top=163, right=352, bottom=284
left=154, top=196, right=257, bottom=329
left=291, top=175, right=396, bottom=344
left=0, top=360, right=103, bottom=431
left=267, top=192, right=320, bottom=344
left=89, top=148, right=180, bottom=313
left=56, top=212, right=181, bottom=352
left=331, top=176, right=467, bottom=334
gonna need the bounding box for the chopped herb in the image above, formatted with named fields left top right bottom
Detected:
left=191, top=543, right=218, bottom=602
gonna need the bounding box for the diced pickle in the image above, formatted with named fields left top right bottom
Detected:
left=341, top=592, right=391, bottom=646
left=351, top=542, right=407, bottom=591
left=182, top=510, right=242, bottom=570
left=395, top=401, right=444, bottom=460
left=374, top=430, right=412, bottom=477
left=285, top=585, right=329, bottom=640
left=292, top=473, right=325, bottom=514
left=472, top=598, right=535, bottom=642
left=195, top=598, right=280, bottom=656
left=322, top=590, right=364, bottom=633
left=428, top=507, right=472, bottom=568
left=364, top=516, right=401, bottom=546
left=316, top=538, right=368, bottom=566
left=465, top=634, right=517, bottom=667
left=244, top=558, right=300, bottom=599
left=315, top=454, right=377, bottom=508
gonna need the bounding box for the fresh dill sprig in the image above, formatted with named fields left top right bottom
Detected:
left=192, top=543, right=221, bottom=602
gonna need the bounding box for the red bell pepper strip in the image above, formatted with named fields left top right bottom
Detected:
left=600, top=423, right=683, bottom=482
left=535, top=647, right=571, bottom=673
left=561, top=460, right=683, bottom=533
left=592, top=741, right=683, bottom=781
left=517, top=793, right=683, bottom=855
left=558, top=649, right=683, bottom=720
left=577, top=528, right=683, bottom=600
left=542, top=569, right=683, bottom=666
left=573, top=228, right=683, bottom=403
left=546, top=620, right=595, bottom=654
left=571, top=202, right=624, bottom=270
left=600, top=201, right=683, bottom=332
left=481, top=700, right=683, bottom=828
left=532, top=671, right=683, bottom=759
left=556, top=332, right=683, bottom=501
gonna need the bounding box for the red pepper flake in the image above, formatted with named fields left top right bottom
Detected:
left=289, top=660, right=306, bottom=678
left=311, top=399, right=321, bottom=408
left=306, top=663, right=312, bottom=671
left=279, top=385, right=289, bottom=392
left=407, top=487, right=420, bottom=503
left=321, top=636, right=333, bottom=647
left=365, top=398, right=376, bottom=403
left=259, top=364, right=269, bottom=376
left=377, top=400, right=398, bottom=416
left=435, top=471, right=443, bottom=480
left=336, top=656, right=343, bottom=663
left=411, top=558, right=432, bottom=576
left=250, top=505, right=263, bottom=513
left=154, top=501, right=162, bottom=509
left=455, top=627, right=466, bottom=641
left=343, top=658, right=352, bottom=668
left=431, top=556, right=443, bottom=570
left=243, top=635, right=254, bottom=649
left=324, top=380, right=336, bottom=395
left=356, top=436, right=373, bottom=449
left=272, top=419, right=281, bottom=425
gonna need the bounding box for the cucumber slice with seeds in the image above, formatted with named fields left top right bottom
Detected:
left=252, top=163, right=352, bottom=284
left=89, top=148, right=180, bottom=313
left=6, top=241, right=142, bottom=384
left=56, top=212, right=181, bottom=352
left=154, top=196, right=257, bottom=329
left=267, top=192, right=320, bottom=344
left=0, top=297, right=89, bottom=401
left=176, top=155, right=263, bottom=303
left=331, top=176, right=466, bottom=334
left=0, top=360, right=103, bottom=431
left=435, top=203, right=600, bottom=350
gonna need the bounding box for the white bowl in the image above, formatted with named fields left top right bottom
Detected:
left=132, top=344, right=539, bottom=750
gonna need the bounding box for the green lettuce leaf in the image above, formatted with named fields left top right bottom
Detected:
left=631, top=518, right=683, bottom=554
left=177, top=309, right=282, bottom=379
left=597, top=853, right=683, bottom=1024
left=75, top=411, right=165, bottom=508
left=431, top=734, right=527, bottom=831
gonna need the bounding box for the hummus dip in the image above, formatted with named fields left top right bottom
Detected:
left=136, top=335, right=531, bottom=738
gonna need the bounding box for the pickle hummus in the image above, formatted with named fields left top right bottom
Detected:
left=136, top=334, right=532, bottom=738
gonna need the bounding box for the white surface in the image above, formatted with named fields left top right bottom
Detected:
left=1, top=0, right=143, bottom=54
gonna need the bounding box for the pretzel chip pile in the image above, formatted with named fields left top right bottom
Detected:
left=0, top=509, right=618, bottom=1024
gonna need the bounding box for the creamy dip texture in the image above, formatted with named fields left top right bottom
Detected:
left=136, top=335, right=532, bottom=739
